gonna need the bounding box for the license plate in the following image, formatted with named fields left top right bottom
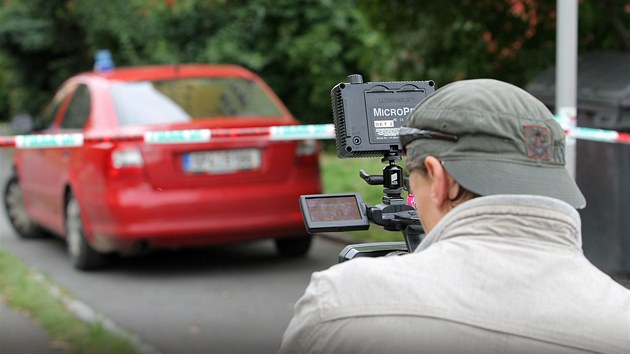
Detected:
left=182, top=149, right=261, bottom=174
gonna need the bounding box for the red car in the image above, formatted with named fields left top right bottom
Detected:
left=3, top=65, right=322, bottom=270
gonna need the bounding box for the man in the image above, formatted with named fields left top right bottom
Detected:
left=279, top=79, right=630, bottom=353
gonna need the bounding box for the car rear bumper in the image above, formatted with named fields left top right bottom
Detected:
left=81, top=179, right=321, bottom=253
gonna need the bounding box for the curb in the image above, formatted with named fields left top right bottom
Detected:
left=29, top=270, right=163, bottom=354
left=12, top=235, right=355, bottom=354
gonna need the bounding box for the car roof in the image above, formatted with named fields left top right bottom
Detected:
left=78, top=64, right=260, bottom=83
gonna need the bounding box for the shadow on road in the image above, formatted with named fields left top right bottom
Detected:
left=6, top=229, right=326, bottom=275
left=111, top=241, right=318, bottom=274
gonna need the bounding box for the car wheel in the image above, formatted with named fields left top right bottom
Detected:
left=3, top=175, right=43, bottom=238
left=66, top=193, right=106, bottom=270
left=274, top=235, right=312, bottom=258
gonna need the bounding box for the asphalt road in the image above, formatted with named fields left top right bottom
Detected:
left=0, top=148, right=344, bottom=354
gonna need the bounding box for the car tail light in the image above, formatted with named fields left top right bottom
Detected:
left=107, top=147, right=144, bottom=177
left=295, top=140, right=319, bottom=164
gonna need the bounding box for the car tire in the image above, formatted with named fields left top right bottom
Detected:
left=274, top=235, right=312, bottom=258
left=65, top=192, right=107, bottom=270
left=3, top=175, right=45, bottom=239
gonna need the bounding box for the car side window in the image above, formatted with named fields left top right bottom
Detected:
left=60, top=84, right=91, bottom=130
left=35, top=90, right=68, bottom=131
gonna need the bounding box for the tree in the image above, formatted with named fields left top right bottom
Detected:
left=141, top=0, right=376, bottom=123
left=1, top=0, right=630, bottom=123
left=358, top=0, right=556, bottom=87
left=359, top=0, right=630, bottom=88
left=0, top=0, right=375, bottom=124
left=581, top=0, right=630, bottom=51
left=0, top=0, right=90, bottom=119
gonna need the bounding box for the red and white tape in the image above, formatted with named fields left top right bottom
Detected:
left=0, top=124, right=336, bottom=149
left=568, top=126, right=630, bottom=145
left=1, top=123, right=630, bottom=149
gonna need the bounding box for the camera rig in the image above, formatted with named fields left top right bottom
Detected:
left=300, top=74, right=435, bottom=262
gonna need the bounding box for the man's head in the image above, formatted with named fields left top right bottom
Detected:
left=401, top=79, right=585, bottom=232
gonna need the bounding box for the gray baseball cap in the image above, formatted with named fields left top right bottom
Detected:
left=401, top=79, right=586, bottom=209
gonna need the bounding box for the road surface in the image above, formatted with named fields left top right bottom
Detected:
left=0, top=148, right=347, bottom=354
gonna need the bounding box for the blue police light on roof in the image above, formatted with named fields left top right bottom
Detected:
left=94, top=49, right=115, bottom=72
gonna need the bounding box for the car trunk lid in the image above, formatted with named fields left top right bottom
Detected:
left=135, top=119, right=301, bottom=189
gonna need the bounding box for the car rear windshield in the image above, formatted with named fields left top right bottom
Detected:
left=111, top=77, right=283, bottom=126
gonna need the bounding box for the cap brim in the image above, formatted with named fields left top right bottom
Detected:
left=443, top=160, right=586, bottom=209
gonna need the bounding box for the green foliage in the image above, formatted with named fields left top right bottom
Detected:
left=579, top=0, right=630, bottom=51
left=358, top=0, right=559, bottom=87
left=0, top=0, right=374, bottom=123
left=181, top=0, right=374, bottom=123
left=0, top=0, right=91, bottom=119
left=1, top=0, right=630, bottom=122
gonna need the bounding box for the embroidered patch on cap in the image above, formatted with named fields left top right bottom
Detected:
left=523, top=125, right=550, bottom=160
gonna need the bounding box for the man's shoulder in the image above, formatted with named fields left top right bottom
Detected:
left=317, top=242, right=451, bottom=284
left=308, top=254, right=439, bottom=318
left=317, top=253, right=420, bottom=285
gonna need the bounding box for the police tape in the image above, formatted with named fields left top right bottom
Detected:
left=568, top=126, right=630, bottom=144
left=1, top=123, right=630, bottom=149
left=0, top=124, right=337, bottom=149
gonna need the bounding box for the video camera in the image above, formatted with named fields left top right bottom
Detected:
left=300, top=74, right=435, bottom=262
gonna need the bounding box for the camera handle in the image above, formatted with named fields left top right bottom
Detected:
left=358, top=150, right=425, bottom=252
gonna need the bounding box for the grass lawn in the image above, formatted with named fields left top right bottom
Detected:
left=0, top=250, right=141, bottom=354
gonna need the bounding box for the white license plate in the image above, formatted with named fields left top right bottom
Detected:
left=182, top=149, right=261, bottom=174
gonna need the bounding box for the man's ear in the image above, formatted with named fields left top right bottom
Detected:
left=424, top=156, right=458, bottom=211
